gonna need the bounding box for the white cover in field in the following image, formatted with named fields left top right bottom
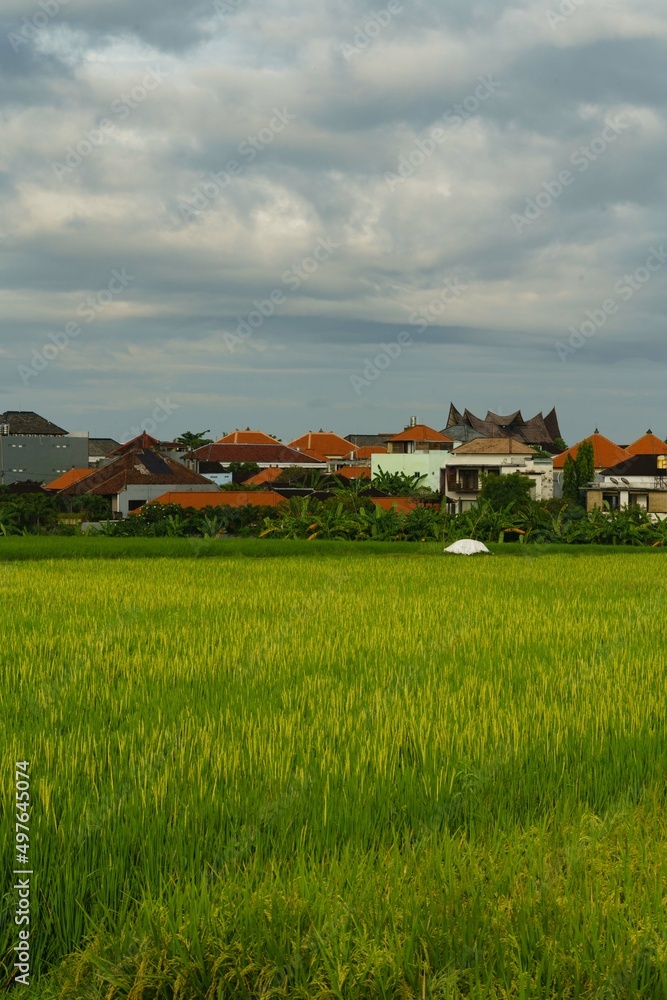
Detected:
left=444, top=539, right=491, bottom=555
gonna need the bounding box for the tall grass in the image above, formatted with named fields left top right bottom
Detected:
left=2, top=551, right=667, bottom=997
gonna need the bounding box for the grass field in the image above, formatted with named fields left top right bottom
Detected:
left=2, top=541, right=667, bottom=997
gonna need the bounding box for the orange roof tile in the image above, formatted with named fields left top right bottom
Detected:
left=373, top=497, right=418, bottom=513
left=288, top=432, right=358, bottom=459
left=625, top=432, right=667, bottom=456
left=145, top=491, right=282, bottom=510
left=45, top=468, right=94, bottom=490
left=217, top=429, right=279, bottom=445
left=337, top=466, right=371, bottom=479
left=242, top=467, right=284, bottom=486
left=553, top=433, right=629, bottom=469
left=388, top=424, right=453, bottom=444
left=356, top=445, right=387, bottom=458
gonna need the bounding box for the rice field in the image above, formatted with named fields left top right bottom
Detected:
left=2, top=541, right=667, bottom=998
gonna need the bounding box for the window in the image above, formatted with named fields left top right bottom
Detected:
left=459, top=469, right=479, bottom=492
left=602, top=493, right=620, bottom=510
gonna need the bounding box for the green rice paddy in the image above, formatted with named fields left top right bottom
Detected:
left=2, top=541, right=667, bottom=997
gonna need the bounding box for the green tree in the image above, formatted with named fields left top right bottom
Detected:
left=575, top=439, right=595, bottom=490
left=478, top=472, right=533, bottom=511
left=562, top=454, right=579, bottom=505
left=554, top=437, right=568, bottom=453
left=176, top=430, right=213, bottom=450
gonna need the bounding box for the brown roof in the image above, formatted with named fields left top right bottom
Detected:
left=0, top=410, right=67, bottom=435
left=388, top=424, right=453, bottom=444
left=190, top=443, right=326, bottom=465
left=109, top=432, right=162, bottom=457
left=58, top=449, right=213, bottom=496
left=447, top=404, right=562, bottom=446
left=553, top=433, right=629, bottom=470
left=89, top=437, right=121, bottom=458
left=288, top=432, right=358, bottom=459
left=452, top=437, right=536, bottom=455
left=217, top=430, right=280, bottom=445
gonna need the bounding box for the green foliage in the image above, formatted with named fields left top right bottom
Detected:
left=4, top=550, right=667, bottom=997
left=176, top=430, right=213, bottom=449
left=554, top=436, right=568, bottom=452
left=563, top=454, right=579, bottom=505
left=371, top=467, right=435, bottom=497
left=478, top=471, right=533, bottom=511
left=576, top=438, right=595, bottom=490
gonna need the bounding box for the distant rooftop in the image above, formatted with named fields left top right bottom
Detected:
left=0, top=410, right=67, bottom=435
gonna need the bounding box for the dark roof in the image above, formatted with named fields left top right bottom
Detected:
left=0, top=411, right=67, bottom=435
left=1, top=480, right=47, bottom=495
left=446, top=404, right=562, bottom=446
left=58, top=449, right=213, bottom=496
left=188, top=443, right=326, bottom=465
left=345, top=434, right=395, bottom=447
left=602, top=454, right=667, bottom=477
left=89, top=438, right=120, bottom=458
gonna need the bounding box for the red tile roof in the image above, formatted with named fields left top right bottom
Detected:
left=288, top=432, right=358, bottom=459
left=337, top=466, right=371, bottom=479
left=553, top=433, right=629, bottom=469
left=388, top=424, right=453, bottom=444
left=242, top=467, right=285, bottom=486
left=44, top=468, right=94, bottom=490
left=625, top=432, right=667, bottom=456
left=146, top=491, right=282, bottom=509
left=189, top=443, right=326, bottom=465
left=356, top=445, right=387, bottom=458
left=217, top=430, right=280, bottom=445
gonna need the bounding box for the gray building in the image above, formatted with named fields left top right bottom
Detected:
left=0, top=411, right=89, bottom=486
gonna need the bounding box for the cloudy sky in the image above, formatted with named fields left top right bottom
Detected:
left=1, top=0, right=666, bottom=445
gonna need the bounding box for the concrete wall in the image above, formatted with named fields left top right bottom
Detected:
left=1, top=433, right=89, bottom=485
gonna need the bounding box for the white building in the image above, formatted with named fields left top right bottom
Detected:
left=371, top=432, right=554, bottom=509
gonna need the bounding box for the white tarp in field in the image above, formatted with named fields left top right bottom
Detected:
left=444, top=539, right=491, bottom=555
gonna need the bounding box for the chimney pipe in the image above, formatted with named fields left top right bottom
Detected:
left=409, top=415, right=417, bottom=428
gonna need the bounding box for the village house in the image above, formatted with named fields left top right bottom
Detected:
left=287, top=431, right=359, bottom=470
left=55, top=433, right=219, bottom=515
left=552, top=431, right=629, bottom=497
left=443, top=438, right=554, bottom=512
left=185, top=437, right=326, bottom=481
left=370, top=420, right=455, bottom=490
left=445, top=404, right=563, bottom=451
left=584, top=432, right=667, bottom=515
left=0, top=410, right=89, bottom=485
